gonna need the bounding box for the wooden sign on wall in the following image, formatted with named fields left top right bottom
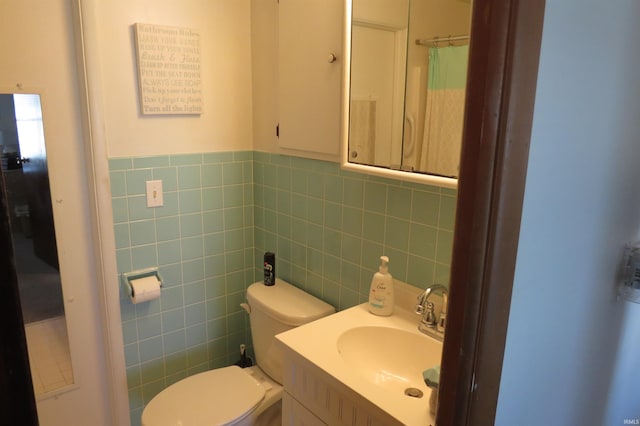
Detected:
left=134, top=23, right=202, bottom=115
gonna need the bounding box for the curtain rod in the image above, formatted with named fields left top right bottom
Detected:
left=416, top=35, right=469, bottom=47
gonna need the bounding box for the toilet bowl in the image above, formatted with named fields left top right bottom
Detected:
left=141, top=279, right=335, bottom=425
left=141, top=365, right=281, bottom=426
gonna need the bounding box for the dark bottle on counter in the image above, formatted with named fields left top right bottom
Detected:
left=263, top=252, right=275, bottom=286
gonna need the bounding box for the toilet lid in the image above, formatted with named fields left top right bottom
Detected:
left=141, top=366, right=265, bottom=426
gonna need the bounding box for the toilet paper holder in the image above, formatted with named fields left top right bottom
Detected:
left=121, top=268, right=164, bottom=299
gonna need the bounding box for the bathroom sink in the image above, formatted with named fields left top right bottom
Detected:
left=337, top=326, right=442, bottom=393
left=276, top=289, right=444, bottom=426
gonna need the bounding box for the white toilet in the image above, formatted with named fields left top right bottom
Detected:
left=141, top=279, right=335, bottom=426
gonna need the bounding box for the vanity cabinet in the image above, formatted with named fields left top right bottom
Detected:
left=281, top=348, right=402, bottom=426
left=277, top=0, right=343, bottom=157
left=282, top=392, right=325, bottom=426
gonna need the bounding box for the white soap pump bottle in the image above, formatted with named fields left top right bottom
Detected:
left=368, top=256, right=394, bottom=316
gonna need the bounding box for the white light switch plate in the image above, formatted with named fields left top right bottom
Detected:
left=146, top=180, right=163, bottom=207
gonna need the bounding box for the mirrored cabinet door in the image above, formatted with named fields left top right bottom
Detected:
left=342, top=0, right=472, bottom=188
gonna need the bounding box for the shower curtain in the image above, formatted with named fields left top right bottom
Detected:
left=418, top=45, right=469, bottom=177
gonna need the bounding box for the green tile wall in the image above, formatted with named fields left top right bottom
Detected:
left=252, top=152, right=456, bottom=310
left=109, top=152, right=255, bottom=425
left=109, top=151, right=456, bottom=425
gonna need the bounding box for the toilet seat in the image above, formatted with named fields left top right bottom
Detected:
left=141, top=366, right=265, bottom=426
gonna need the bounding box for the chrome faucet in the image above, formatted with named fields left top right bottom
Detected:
left=416, top=284, right=448, bottom=341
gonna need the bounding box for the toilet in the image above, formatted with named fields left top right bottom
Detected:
left=141, top=279, right=335, bottom=426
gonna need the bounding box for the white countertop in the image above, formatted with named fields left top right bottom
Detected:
left=276, top=302, right=442, bottom=426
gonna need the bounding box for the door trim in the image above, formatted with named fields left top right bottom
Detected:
left=72, top=1, right=131, bottom=424
left=437, top=0, right=546, bottom=424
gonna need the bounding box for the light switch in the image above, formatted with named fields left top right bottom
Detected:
left=146, top=180, right=163, bottom=207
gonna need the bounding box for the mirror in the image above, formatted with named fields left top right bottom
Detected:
left=0, top=93, right=75, bottom=396
left=341, top=0, right=472, bottom=188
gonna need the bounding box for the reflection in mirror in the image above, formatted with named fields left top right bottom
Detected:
left=349, top=0, right=409, bottom=169
left=344, top=0, right=472, bottom=187
left=0, top=93, right=74, bottom=396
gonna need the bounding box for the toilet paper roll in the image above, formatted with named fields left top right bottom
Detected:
left=130, top=275, right=161, bottom=304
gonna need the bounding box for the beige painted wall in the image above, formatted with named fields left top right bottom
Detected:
left=91, top=0, right=254, bottom=158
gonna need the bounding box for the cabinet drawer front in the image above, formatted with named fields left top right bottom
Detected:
left=282, top=351, right=402, bottom=426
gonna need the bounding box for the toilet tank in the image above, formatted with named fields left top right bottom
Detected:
left=246, top=279, right=335, bottom=384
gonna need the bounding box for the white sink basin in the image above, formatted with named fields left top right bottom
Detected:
left=337, top=326, right=442, bottom=393
left=276, top=297, right=443, bottom=425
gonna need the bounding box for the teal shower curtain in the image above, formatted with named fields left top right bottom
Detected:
left=419, top=45, right=469, bottom=177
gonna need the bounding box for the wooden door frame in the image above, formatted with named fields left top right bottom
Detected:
left=437, top=0, right=546, bottom=424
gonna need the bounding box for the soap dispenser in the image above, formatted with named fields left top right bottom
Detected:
left=368, top=256, right=394, bottom=316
